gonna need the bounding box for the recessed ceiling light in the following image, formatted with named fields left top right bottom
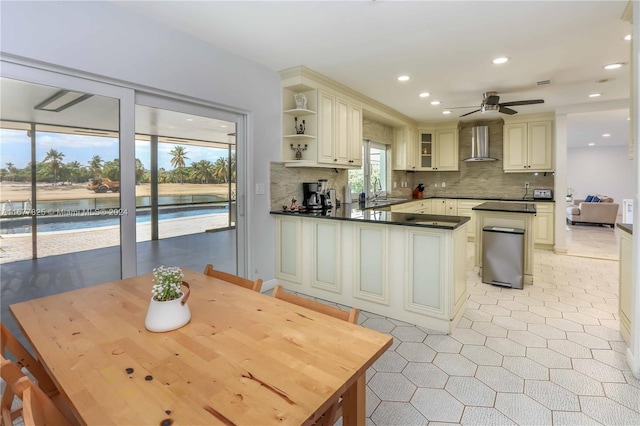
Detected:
left=442, top=110, right=451, bottom=115
left=397, top=75, right=410, bottom=82
left=625, top=34, right=631, bottom=41
left=588, top=93, right=602, bottom=98
left=588, top=143, right=595, bottom=146
left=492, top=57, right=509, bottom=64
left=419, top=92, right=430, bottom=98
left=431, top=101, right=441, bottom=105
left=602, top=133, right=611, bottom=137
left=186, top=118, right=194, bottom=122
left=603, top=63, right=623, bottom=70
left=221, top=125, right=227, bottom=128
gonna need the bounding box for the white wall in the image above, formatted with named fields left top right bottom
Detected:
left=567, top=145, right=635, bottom=210
left=0, top=1, right=281, bottom=281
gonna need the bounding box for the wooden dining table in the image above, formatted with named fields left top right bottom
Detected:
left=10, top=268, right=392, bottom=425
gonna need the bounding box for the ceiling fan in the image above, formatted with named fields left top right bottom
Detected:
left=452, top=91, right=544, bottom=117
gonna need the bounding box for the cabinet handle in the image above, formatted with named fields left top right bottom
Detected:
left=334, top=159, right=338, bottom=162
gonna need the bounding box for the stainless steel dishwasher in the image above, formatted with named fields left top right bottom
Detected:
left=482, top=226, right=525, bottom=289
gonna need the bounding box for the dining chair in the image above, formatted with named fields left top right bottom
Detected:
left=271, top=285, right=359, bottom=323
left=271, top=285, right=360, bottom=426
left=0, top=324, right=78, bottom=425
left=10, top=375, right=73, bottom=426
left=0, top=323, right=57, bottom=396
left=203, top=264, right=263, bottom=292
left=1, top=355, right=25, bottom=425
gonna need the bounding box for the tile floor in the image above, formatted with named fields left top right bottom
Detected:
left=3, top=224, right=639, bottom=425
left=323, top=226, right=640, bottom=425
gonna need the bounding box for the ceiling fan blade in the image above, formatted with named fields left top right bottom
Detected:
left=500, top=99, right=544, bottom=107
left=448, top=105, right=480, bottom=110
left=499, top=106, right=518, bottom=115
left=460, top=109, right=481, bottom=117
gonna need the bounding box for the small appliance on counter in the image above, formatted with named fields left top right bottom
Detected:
left=302, top=182, right=323, bottom=210
left=533, top=189, right=553, bottom=200
left=318, top=179, right=333, bottom=209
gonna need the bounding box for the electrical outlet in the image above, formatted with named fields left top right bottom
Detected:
left=393, top=182, right=397, bottom=188
left=525, top=182, right=530, bottom=189
left=441, top=182, right=446, bottom=188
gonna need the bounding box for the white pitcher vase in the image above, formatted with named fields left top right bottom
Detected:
left=144, top=282, right=191, bottom=332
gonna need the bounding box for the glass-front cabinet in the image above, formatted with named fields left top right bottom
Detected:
left=420, top=132, right=433, bottom=169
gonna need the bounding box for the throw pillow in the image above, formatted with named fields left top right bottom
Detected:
left=592, top=196, right=601, bottom=203
left=585, top=195, right=594, bottom=202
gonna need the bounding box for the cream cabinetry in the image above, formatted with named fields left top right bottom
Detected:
left=418, top=128, right=459, bottom=171
left=354, top=224, right=388, bottom=304
left=503, top=120, right=553, bottom=172
left=391, top=199, right=432, bottom=214
left=274, top=214, right=468, bottom=334
left=457, top=200, right=485, bottom=241
left=275, top=215, right=302, bottom=283
left=392, top=126, right=418, bottom=170
left=318, top=91, right=363, bottom=167
left=281, top=73, right=362, bottom=168
left=619, top=227, right=632, bottom=344
left=310, top=219, right=341, bottom=293
left=533, top=203, right=554, bottom=247
left=432, top=198, right=458, bottom=215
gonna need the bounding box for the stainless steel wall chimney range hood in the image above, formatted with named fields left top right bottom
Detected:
left=464, top=125, right=498, bottom=162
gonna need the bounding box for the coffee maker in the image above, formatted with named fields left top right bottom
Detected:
left=302, top=182, right=323, bottom=210
left=318, top=179, right=333, bottom=209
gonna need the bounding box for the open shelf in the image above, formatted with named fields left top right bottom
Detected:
left=283, top=108, right=316, bottom=116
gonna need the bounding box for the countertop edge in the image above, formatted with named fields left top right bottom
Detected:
left=617, top=223, right=633, bottom=234
left=270, top=210, right=470, bottom=230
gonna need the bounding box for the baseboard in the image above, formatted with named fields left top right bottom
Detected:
left=627, top=348, right=640, bottom=380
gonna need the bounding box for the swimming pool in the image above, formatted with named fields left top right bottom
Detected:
left=0, top=205, right=229, bottom=234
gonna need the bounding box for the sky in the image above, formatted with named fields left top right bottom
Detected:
left=0, top=129, right=228, bottom=172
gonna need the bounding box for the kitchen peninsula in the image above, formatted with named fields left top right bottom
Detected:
left=473, top=202, right=537, bottom=285
left=271, top=203, right=469, bottom=333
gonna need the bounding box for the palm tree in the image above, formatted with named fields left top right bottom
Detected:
left=66, top=161, right=85, bottom=183
left=43, top=149, right=65, bottom=185
left=169, top=146, right=189, bottom=184
left=212, top=157, right=229, bottom=183
left=190, top=160, right=214, bottom=184
left=5, top=162, right=15, bottom=181
left=88, top=155, right=103, bottom=178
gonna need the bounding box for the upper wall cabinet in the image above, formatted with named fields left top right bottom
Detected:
left=503, top=120, right=553, bottom=172
left=281, top=84, right=362, bottom=169
left=417, top=127, right=459, bottom=171
left=392, top=126, right=417, bottom=170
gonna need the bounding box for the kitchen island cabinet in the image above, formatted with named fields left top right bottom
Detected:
left=272, top=207, right=469, bottom=334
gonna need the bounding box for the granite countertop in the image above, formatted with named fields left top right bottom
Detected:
left=617, top=223, right=633, bottom=234
left=270, top=203, right=470, bottom=230
left=472, top=201, right=537, bottom=214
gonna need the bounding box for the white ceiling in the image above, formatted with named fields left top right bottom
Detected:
left=114, top=0, right=633, bottom=148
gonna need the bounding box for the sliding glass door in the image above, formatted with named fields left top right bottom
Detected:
left=0, top=77, right=122, bottom=274
left=134, top=103, right=241, bottom=275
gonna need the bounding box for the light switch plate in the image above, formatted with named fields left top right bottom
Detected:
left=255, top=183, right=265, bottom=194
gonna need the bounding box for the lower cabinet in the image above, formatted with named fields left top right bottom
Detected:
left=619, top=228, right=632, bottom=344
left=354, top=224, right=388, bottom=303
left=275, top=215, right=467, bottom=333
left=275, top=216, right=302, bottom=283
left=311, top=220, right=341, bottom=293
left=533, top=203, right=554, bottom=248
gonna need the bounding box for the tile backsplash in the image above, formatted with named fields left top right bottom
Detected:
left=270, top=163, right=348, bottom=210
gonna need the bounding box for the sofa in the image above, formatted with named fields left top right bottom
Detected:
left=566, top=195, right=619, bottom=227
